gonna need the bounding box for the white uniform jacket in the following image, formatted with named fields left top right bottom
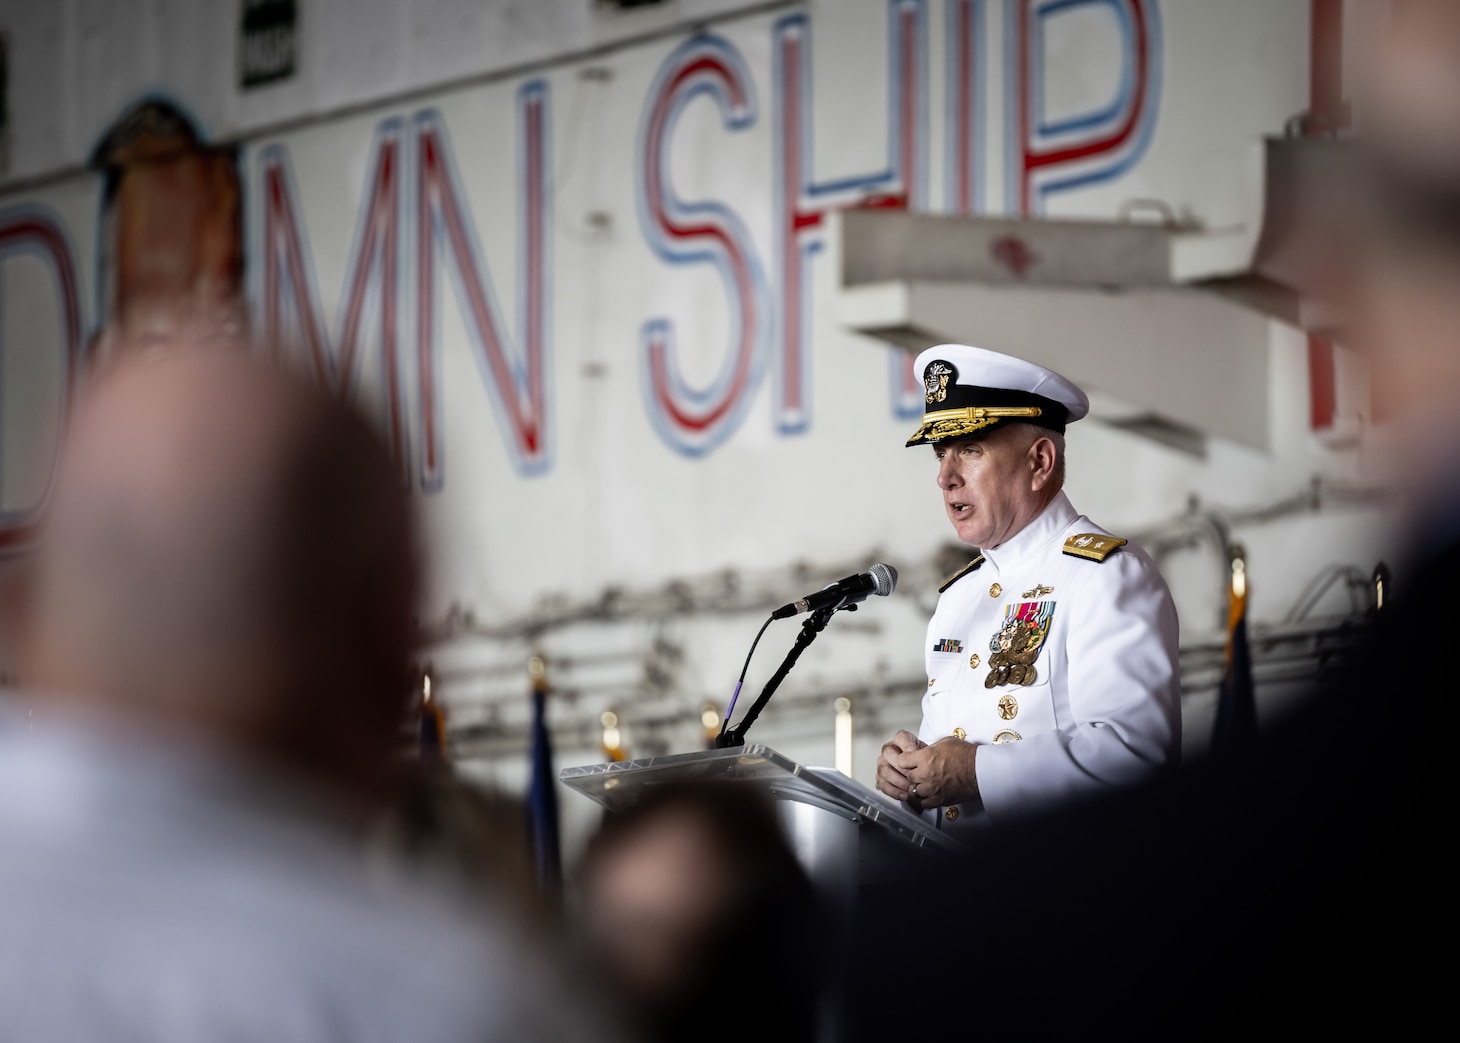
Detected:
left=918, top=491, right=1180, bottom=834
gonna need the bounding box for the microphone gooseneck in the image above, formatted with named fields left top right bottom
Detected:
left=718, top=564, right=899, bottom=748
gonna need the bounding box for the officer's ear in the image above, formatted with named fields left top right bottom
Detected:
left=1027, top=434, right=1059, bottom=491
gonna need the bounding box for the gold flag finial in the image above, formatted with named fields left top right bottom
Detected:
left=600, top=709, right=627, bottom=762
left=527, top=655, right=547, bottom=692
left=1229, top=545, right=1247, bottom=601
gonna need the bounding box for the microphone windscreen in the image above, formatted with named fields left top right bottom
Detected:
left=869, top=562, right=898, bottom=597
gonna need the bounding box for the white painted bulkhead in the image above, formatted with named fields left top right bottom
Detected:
left=0, top=0, right=1388, bottom=865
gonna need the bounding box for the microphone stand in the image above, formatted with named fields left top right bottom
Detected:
left=715, top=602, right=853, bottom=748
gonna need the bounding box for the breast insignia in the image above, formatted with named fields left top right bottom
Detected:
left=1062, top=533, right=1128, bottom=563
left=985, top=602, right=1055, bottom=688
left=938, top=554, right=986, bottom=593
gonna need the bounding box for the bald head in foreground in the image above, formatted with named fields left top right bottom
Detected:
left=0, top=344, right=592, bottom=1042
left=24, top=347, right=414, bottom=796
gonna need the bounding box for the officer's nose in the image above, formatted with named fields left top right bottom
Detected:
left=937, top=452, right=959, bottom=489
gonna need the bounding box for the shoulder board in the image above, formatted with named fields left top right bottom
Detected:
left=938, top=555, right=986, bottom=593
left=1063, top=534, right=1128, bottom=563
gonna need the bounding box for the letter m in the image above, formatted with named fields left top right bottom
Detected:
left=253, top=83, right=552, bottom=487
left=257, top=120, right=408, bottom=461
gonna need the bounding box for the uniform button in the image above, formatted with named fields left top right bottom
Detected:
left=928, top=677, right=935, bottom=687
left=952, top=727, right=966, bottom=741
left=969, top=653, right=980, bottom=669
left=944, top=806, right=960, bottom=822
left=989, top=583, right=1002, bottom=598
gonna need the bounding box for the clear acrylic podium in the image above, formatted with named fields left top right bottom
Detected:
left=560, top=744, right=959, bottom=908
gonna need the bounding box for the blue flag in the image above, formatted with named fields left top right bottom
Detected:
left=526, top=686, right=561, bottom=890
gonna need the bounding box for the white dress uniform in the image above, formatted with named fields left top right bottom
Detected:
left=919, top=491, right=1180, bottom=833
left=900, top=343, right=1181, bottom=836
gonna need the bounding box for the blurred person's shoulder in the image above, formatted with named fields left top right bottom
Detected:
left=0, top=711, right=602, bottom=1042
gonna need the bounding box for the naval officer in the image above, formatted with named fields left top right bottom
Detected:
left=875, top=344, right=1180, bottom=831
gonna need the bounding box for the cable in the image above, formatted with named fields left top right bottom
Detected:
left=718, top=614, right=774, bottom=743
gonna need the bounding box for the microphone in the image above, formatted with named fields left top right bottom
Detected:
left=771, top=563, right=898, bottom=620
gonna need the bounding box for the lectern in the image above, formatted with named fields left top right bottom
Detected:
left=561, top=745, right=959, bottom=909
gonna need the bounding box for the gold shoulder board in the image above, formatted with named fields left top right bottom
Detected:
left=938, top=555, right=986, bottom=593
left=1062, top=534, right=1128, bottom=563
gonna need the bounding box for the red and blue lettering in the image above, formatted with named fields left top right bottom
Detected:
left=257, top=121, right=406, bottom=458
left=414, top=83, right=552, bottom=483
left=945, top=0, right=987, bottom=215
left=773, top=1, right=928, bottom=429
left=253, top=85, right=551, bottom=484
left=0, top=207, right=83, bottom=553
left=1006, top=0, right=1161, bottom=215
left=891, top=349, right=928, bottom=420
left=638, top=35, right=770, bottom=457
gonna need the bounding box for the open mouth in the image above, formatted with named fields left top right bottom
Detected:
left=949, top=501, right=972, bottom=517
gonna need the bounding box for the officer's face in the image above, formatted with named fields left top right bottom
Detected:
left=933, top=428, right=1046, bottom=547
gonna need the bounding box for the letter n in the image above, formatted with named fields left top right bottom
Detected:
left=414, top=83, right=552, bottom=483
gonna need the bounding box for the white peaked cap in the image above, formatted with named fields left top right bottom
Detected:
left=905, top=344, right=1089, bottom=447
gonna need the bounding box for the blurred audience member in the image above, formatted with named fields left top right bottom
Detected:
left=371, top=761, right=544, bottom=923
left=1352, top=0, right=1460, bottom=519
left=0, top=343, right=594, bottom=1040
left=575, top=782, right=828, bottom=1042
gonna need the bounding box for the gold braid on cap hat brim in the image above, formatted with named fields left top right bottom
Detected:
left=905, top=405, right=1044, bottom=446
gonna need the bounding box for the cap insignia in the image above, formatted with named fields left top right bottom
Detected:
left=924, top=360, right=956, bottom=405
